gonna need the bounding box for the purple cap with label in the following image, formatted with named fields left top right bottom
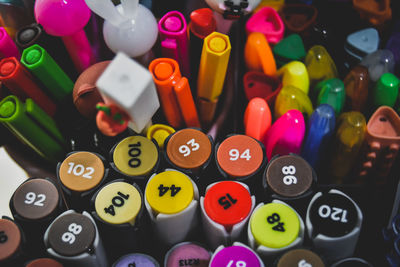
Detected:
left=210, top=245, right=261, bottom=267
left=165, top=242, right=211, bottom=267
left=113, top=253, right=159, bottom=267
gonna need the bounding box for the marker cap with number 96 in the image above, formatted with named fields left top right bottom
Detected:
left=144, top=169, right=199, bottom=245
left=248, top=200, right=305, bottom=260
left=209, top=242, right=264, bottom=267
left=306, top=189, right=363, bottom=262
left=44, top=210, right=108, bottom=267
left=200, top=181, right=255, bottom=249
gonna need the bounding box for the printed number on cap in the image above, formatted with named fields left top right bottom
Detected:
left=282, top=165, right=297, bottom=185
left=61, top=223, right=82, bottom=245
left=158, top=184, right=181, bottom=197
left=227, top=261, right=247, bottom=267
left=0, top=231, right=7, bottom=244
left=318, top=205, right=348, bottom=223
left=67, top=162, right=94, bottom=179
left=219, top=193, right=238, bottom=210
left=267, top=213, right=285, bottom=232
left=24, top=192, right=46, bottom=206
left=104, top=192, right=130, bottom=216
left=178, top=139, right=200, bottom=157
left=299, top=260, right=312, bottom=267
left=229, top=149, right=251, bottom=161
left=128, top=142, right=142, bottom=168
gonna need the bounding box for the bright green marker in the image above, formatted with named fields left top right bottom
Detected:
left=314, top=78, right=345, bottom=116
left=0, top=95, right=66, bottom=161
left=273, top=34, right=306, bottom=67
left=373, top=73, right=399, bottom=108
left=21, top=44, right=73, bottom=101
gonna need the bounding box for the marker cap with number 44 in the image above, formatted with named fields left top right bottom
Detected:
left=306, top=189, right=363, bottom=262
left=248, top=200, right=305, bottom=259
left=209, top=242, right=265, bottom=267
left=144, top=169, right=199, bottom=245
left=44, top=210, right=108, bottom=267
left=200, top=181, right=256, bottom=249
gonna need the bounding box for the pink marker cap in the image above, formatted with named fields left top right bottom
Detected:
left=264, top=109, right=305, bottom=160
left=246, top=7, right=285, bottom=45
left=158, top=11, right=190, bottom=78
left=0, top=28, right=20, bottom=60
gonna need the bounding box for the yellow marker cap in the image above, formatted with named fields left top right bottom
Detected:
left=277, top=61, right=310, bottom=95
left=95, top=182, right=142, bottom=225
left=146, top=124, right=175, bottom=149
left=250, top=203, right=300, bottom=248
left=113, top=136, right=158, bottom=176
left=145, top=170, right=194, bottom=214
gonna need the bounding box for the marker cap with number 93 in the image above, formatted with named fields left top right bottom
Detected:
left=144, top=169, right=199, bottom=245
left=44, top=210, right=108, bottom=267
left=248, top=200, right=305, bottom=260
left=306, top=189, right=363, bottom=262
left=209, top=242, right=265, bottom=267
left=200, top=181, right=256, bottom=249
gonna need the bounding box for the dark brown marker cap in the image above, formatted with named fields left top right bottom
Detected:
left=166, top=128, right=212, bottom=170
left=13, top=179, right=59, bottom=220
left=277, top=249, right=325, bottom=267
left=0, top=218, right=21, bottom=261
left=265, top=155, right=313, bottom=198
left=26, top=258, right=63, bottom=267
left=48, top=213, right=96, bottom=257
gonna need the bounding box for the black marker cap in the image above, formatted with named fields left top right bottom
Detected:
left=331, top=258, right=373, bottom=267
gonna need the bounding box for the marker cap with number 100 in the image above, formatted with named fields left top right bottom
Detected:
left=209, top=242, right=264, bottom=267
left=144, top=169, right=199, bottom=246
left=200, top=181, right=255, bottom=249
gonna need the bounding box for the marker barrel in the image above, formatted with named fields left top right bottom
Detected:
left=57, top=151, right=109, bottom=212
left=209, top=242, right=265, bottom=267
left=164, top=242, right=211, bottom=267
left=200, top=181, right=256, bottom=249
left=113, top=253, right=160, bottom=267
left=0, top=216, right=27, bottom=266
left=305, top=189, right=363, bottom=262
left=9, top=177, right=66, bottom=256
left=144, top=169, right=199, bottom=246
left=91, top=180, right=149, bottom=261
left=44, top=210, right=108, bottom=267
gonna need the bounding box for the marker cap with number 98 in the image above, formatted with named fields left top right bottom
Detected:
left=200, top=181, right=255, bottom=249
left=57, top=151, right=109, bottom=212
left=44, top=210, right=108, bottom=267
left=306, top=189, right=363, bottom=262
left=209, top=242, right=264, bottom=267
left=248, top=200, right=305, bottom=260
left=144, top=169, right=199, bottom=245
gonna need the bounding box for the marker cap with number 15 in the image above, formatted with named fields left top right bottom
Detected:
left=200, top=181, right=255, bottom=249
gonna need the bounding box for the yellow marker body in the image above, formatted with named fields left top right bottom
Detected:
left=277, top=61, right=310, bottom=95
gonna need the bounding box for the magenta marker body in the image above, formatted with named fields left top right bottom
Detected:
left=34, top=0, right=95, bottom=72
left=158, top=11, right=190, bottom=78
left=210, top=244, right=262, bottom=267
left=246, top=7, right=285, bottom=45
left=0, top=27, right=20, bottom=60
left=264, top=109, right=305, bottom=160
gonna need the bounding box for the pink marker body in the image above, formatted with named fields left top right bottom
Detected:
left=158, top=11, right=190, bottom=78
left=245, top=7, right=285, bottom=45
left=264, top=109, right=305, bottom=160
left=0, top=27, right=20, bottom=60
left=34, top=0, right=95, bottom=73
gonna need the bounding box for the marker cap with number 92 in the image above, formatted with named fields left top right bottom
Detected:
left=200, top=181, right=256, bottom=249
left=209, top=242, right=265, bottom=267
left=306, top=189, right=363, bottom=262
left=144, top=169, right=199, bottom=245
left=248, top=200, right=305, bottom=260
left=44, top=210, right=108, bottom=267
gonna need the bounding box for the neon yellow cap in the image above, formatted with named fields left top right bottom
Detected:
left=146, top=124, right=175, bottom=149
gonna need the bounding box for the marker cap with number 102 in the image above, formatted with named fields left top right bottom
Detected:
left=200, top=181, right=255, bottom=249
left=44, top=210, right=108, bottom=267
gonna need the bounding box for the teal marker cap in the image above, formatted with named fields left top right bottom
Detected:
left=21, top=44, right=73, bottom=101
left=373, top=73, right=400, bottom=108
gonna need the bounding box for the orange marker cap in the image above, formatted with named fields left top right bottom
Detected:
left=244, top=33, right=276, bottom=77
left=244, top=97, right=272, bottom=142
left=204, top=181, right=252, bottom=230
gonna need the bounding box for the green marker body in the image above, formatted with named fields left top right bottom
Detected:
left=373, top=73, right=399, bottom=108
left=21, top=44, right=73, bottom=101
left=0, top=95, right=66, bottom=161
left=273, top=34, right=306, bottom=67
left=314, top=78, right=345, bottom=116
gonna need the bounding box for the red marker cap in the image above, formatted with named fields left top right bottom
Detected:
left=189, top=8, right=216, bottom=39
left=243, top=71, right=282, bottom=107
left=244, top=97, right=272, bottom=142
left=0, top=57, right=56, bottom=116
left=204, top=181, right=252, bottom=230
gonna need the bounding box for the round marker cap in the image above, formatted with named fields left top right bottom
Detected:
left=48, top=212, right=96, bottom=256
left=0, top=219, right=21, bottom=261
left=154, top=62, right=174, bottom=80
left=13, top=179, right=59, bottom=220
left=95, top=182, right=142, bottom=225
left=210, top=245, right=261, bottom=267
left=164, top=16, right=183, bottom=32
left=204, top=181, right=252, bottom=229
left=217, top=135, right=264, bottom=178
left=17, top=27, right=38, bottom=45
left=0, top=59, right=16, bottom=77
left=24, top=47, right=42, bottom=65
left=208, top=36, right=227, bottom=53
left=114, top=253, right=159, bottom=267
left=113, top=136, right=158, bottom=176
left=309, top=192, right=358, bottom=238
left=147, top=124, right=175, bottom=149
left=165, top=242, right=210, bottom=267
left=59, top=152, right=105, bottom=192
left=26, top=258, right=63, bottom=267
left=145, top=170, right=194, bottom=214
left=166, top=128, right=212, bottom=170
left=331, top=258, right=372, bottom=267
left=265, top=155, right=313, bottom=197
left=250, top=203, right=300, bottom=248
left=277, top=249, right=325, bottom=267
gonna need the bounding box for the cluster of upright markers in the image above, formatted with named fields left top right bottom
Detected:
left=0, top=0, right=399, bottom=266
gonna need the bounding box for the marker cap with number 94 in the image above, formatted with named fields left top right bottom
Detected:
left=144, top=169, right=199, bottom=245
left=306, top=189, right=363, bottom=262
left=44, top=210, right=108, bottom=267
